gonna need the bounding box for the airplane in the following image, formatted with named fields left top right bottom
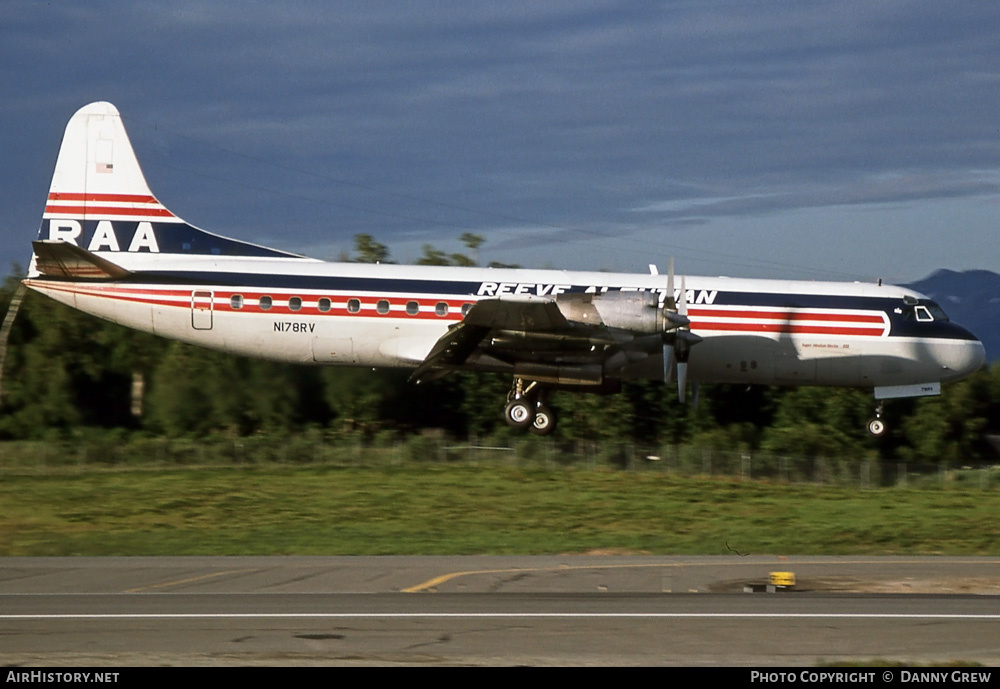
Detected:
left=23, top=102, right=986, bottom=437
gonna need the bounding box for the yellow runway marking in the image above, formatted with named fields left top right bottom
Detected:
left=124, top=569, right=260, bottom=593
left=403, top=562, right=682, bottom=593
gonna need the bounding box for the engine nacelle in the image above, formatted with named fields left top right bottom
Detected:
left=555, top=291, right=666, bottom=334
left=513, top=362, right=604, bottom=386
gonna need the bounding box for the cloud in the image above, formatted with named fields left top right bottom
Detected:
left=2, top=2, right=999, bottom=279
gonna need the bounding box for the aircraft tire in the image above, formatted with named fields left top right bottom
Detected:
left=504, top=399, right=534, bottom=430
left=529, top=404, right=556, bottom=436
left=867, top=418, right=886, bottom=436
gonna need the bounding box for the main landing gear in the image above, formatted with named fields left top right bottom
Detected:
left=504, top=377, right=557, bottom=435
left=867, top=401, right=886, bottom=437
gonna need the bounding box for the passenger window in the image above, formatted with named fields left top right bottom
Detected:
left=461, top=303, right=473, bottom=316
left=406, top=301, right=419, bottom=315
left=347, top=299, right=361, bottom=313
left=318, top=297, right=332, bottom=313
left=377, top=299, right=390, bottom=314
left=259, top=296, right=272, bottom=311
left=230, top=294, right=244, bottom=310
left=435, top=302, right=448, bottom=317
left=289, top=297, right=302, bottom=312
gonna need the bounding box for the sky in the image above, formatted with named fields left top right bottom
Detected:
left=3, top=1, right=1000, bottom=283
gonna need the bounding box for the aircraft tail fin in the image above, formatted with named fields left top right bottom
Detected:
left=39, top=102, right=182, bottom=241
left=31, top=102, right=304, bottom=277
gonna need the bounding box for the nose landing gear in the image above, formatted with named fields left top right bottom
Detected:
left=867, top=401, right=886, bottom=437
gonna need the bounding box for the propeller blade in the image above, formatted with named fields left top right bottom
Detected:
left=662, top=342, right=675, bottom=384
left=677, top=360, right=688, bottom=403
left=666, top=257, right=675, bottom=310
left=677, top=330, right=702, bottom=347
left=665, top=311, right=690, bottom=328
left=661, top=256, right=676, bottom=385
left=678, top=275, right=687, bottom=317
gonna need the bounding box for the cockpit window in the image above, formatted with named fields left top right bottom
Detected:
left=925, top=302, right=949, bottom=321
left=901, top=301, right=950, bottom=323
left=897, top=298, right=951, bottom=323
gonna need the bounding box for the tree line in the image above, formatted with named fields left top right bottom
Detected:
left=1, top=234, right=998, bottom=465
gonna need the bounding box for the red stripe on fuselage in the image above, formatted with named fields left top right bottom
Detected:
left=29, top=283, right=192, bottom=308
left=689, top=307, right=885, bottom=324
left=691, top=321, right=886, bottom=337
left=27, top=284, right=472, bottom=321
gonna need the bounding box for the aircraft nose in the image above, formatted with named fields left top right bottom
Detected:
left=963, top=338, right=987, bottom=376
left=940, top=334, right=986, bottom=381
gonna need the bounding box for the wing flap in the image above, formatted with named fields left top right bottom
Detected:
left=410, top=298, right=575, bottom=383
left=460, top=297, right=570, bottom=330
left=410, top=321, right=490, bottom=383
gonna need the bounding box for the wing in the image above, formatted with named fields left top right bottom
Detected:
left=410, top=295, right=660, bottom=384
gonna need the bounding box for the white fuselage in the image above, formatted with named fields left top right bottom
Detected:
left=24, top=252, right=986, bottom=391
left=25, top=101, right=986, bottom=402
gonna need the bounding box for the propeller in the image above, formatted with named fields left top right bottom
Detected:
left=676, top=276, right=690, bottom=402
left=662, top=257, right=676, bottom=384
left=660, top=260, right=701, bottom=403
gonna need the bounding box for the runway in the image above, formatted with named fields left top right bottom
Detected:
left=2, top=556, right=1000, bottom=666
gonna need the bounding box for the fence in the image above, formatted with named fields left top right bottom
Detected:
left=0, top=433, right=1000, bottom=490
left=0, top=433, right=996, bottom=490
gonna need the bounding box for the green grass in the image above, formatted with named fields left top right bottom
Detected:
left=2, top=464, right=999, bottom=556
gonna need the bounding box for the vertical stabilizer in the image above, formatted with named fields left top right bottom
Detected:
left=30, top=102, right=304, bottom=274
left=43, top=101, right=181, bottom=229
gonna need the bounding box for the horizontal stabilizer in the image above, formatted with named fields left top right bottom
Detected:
left=31, top=240, right=131, bottom=280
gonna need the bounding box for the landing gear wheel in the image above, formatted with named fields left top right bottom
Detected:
left=867, top=418, right=886, bottom=437
left=529, top=404, right=556, bottom=436
left=867, top=400, right=887, bottom=437
left=504, top=399, right=534, bottom=430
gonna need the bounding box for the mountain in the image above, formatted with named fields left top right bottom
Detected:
left=905, top=269, right=1000, bottom=362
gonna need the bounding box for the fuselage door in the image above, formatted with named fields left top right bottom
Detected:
left=312, top=336, right=355, bottom=363
left=191, top=290, right=213, bottom=330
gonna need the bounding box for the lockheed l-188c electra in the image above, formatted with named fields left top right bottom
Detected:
left=24, top=103, right=986, bottom=436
